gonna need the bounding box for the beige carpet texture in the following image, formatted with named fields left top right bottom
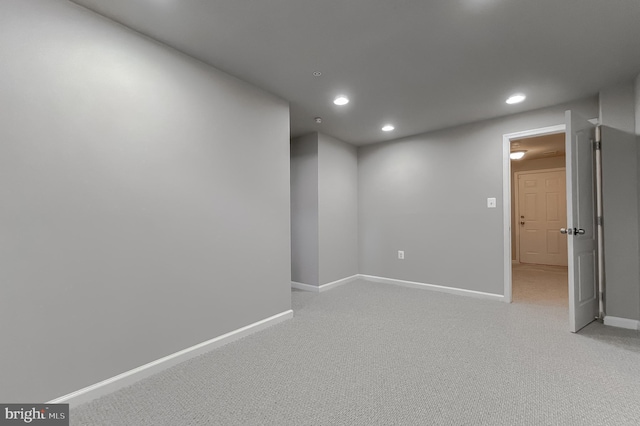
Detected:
left=512, top=263, right=568, bottom=306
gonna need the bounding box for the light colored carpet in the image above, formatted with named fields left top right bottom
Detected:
left=512, top=262, right=568, bottom=307
left=71, top=279, right=640, bottom=425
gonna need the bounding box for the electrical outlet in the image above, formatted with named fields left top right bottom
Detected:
left=398, top=250, right=404, bottom=260
left=487, top=197, right=497, bottom=208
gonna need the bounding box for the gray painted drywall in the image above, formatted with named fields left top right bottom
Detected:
left=636, top=73, right=640, bottom=134
left=636, top=72, right=640, bottom=322
left=291, top=134, right=319, bottom=286
left=599, top=82, right=640, bottom=321
left=358, top=98, right=598, bottom=295
left=318, top=134, right=359, bottom=284
left=511, top=156, right=566, bottom=260
left=0, top=0, right=290, bottom=403
left=600, top=82, right=637, bottom=133
left=290, top=132, right=358, bottom=286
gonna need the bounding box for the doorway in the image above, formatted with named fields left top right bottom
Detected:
left=504, top=115, right=601, bottom=332
left=510, top=133, right=569, bottom=306
left=502, top=124, right=567, bottom=304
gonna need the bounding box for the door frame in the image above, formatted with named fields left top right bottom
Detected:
left=502, top=124, right=566, bottom=303
left=513, top=167, right=566, bottom=264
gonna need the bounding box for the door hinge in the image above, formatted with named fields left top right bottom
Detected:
left=595, top=125, right=602, bottom=143
left=594, top=141, right=602, bottom=151
left=597, top=216, right=604, bottom=226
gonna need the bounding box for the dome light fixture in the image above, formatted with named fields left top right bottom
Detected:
left=333, top=95, right=349, bottom=106
left=506, top=93, right=526, bottom=104
left=510, top=150, right=527, bottom=160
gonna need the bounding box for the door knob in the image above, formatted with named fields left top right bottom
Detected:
left=560, top=227, right=585, bottom=235
left=520, top=221, right=525, bottom=225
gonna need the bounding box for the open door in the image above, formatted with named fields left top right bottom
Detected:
left=565, top=110, right=598, bottom=333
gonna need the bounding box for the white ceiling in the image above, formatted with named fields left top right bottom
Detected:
left=69, top=0, right=640, bottom=145
left=511, top=133, right=565, bottom=161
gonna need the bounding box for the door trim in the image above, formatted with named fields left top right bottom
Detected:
left=502, top=124, right=566, bottom=303
left=513, top=167, right=566, bottom=263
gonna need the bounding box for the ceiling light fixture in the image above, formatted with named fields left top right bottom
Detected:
left=382, top=124, right=395, bottom=132
left=506, top=94, right=526, bottom=104
left=510, top=150, right=527, bottom=160
left=333, top=96, right=349, bottom=106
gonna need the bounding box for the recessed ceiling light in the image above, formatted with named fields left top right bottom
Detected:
left=506, top=94, right=526, bottom=104
left=510, top=150, right=527, bottom=160
left=313, top=71, right=322, bottom=77
left=382, top=124, right=395, bottom=132
left=333, top=96, right=349, bottom=106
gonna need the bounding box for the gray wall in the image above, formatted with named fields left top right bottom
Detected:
left=291, top=134, right=319, bottom=285
left=0, top=0, right=291, bottom=403
left=318, top=134, right=359, bottom=284
left=290, top=132, right=358, bottom=286
left=636, top=73, right=640, bottom=134
left=637, top=73, right=640, bottom=322
left=358, top=98, right=598, bottom=295
left=599, top=82, right=640, bottom=321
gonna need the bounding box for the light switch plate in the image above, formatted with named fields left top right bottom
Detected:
left=487, top=197, right=497, bottom=208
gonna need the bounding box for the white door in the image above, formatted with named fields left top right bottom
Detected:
left=518, top=170, right=568, bottom=266
left=565, top=111, right=598, bottom=333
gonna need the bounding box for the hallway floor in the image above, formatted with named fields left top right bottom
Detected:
left=512, top=262, right=568, bottom=307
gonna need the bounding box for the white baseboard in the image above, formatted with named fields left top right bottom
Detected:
left=48, top=309, right=293, bottom=407
left=359, top=274, right=504, bottom=301
left=320, top=274, right=360, bottom=291
left=294, top=274, right=504, bottom=301
left=603, top=316, right=640, bottom=331
left=291, top=281, right=322, bottom=292
left=292, top=274, right=359, bottom=293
